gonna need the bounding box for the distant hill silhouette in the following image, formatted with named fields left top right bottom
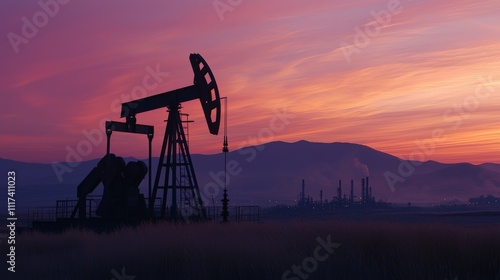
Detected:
left=401, top=163, right=500, bottom=203
left=1, top=141, right=500, bottom=210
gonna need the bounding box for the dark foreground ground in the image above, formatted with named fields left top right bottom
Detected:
left=2, top=211, right=500, bottom=280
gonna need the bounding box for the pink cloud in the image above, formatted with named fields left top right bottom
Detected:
left=1, top=0, right=499, bottom=164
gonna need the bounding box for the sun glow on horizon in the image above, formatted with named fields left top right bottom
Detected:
left=1, top=0, right=499, bottom=164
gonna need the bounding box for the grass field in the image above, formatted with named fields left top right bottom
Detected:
left=4, top=219, right=500, bottom=280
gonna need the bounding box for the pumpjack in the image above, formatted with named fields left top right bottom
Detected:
left=123, top=53, right=221, bottom=220
left=71, top=53, right=221, bottom=222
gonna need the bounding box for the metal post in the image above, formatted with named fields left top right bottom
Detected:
left=105, top=126, right=112, bottom=207
left=171, top=106, right=178, bottom=219
left=148, top=133, right=153, bottom=208
left=221, top=97, right=229, bottom=222
left=106, top=127, right=112, bottom=155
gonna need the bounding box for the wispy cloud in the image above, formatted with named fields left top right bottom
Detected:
left=1, top=0, right=499, bottom=163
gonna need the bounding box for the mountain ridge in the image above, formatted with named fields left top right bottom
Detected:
left=1, top=141, right=499, bottom=209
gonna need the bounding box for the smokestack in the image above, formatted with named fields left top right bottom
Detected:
left=350, top=179, right=354, bottom=204
left=337, top=180, right=342, bottom=202
left=320, top=190, right=323, bottom=205
left=366, top=177, right=370, bottom=203
left=301, top=179, right=305, bottom=206
left=361, top=178, right=365, bottom=203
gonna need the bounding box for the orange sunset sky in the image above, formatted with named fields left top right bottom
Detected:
left=1, top=0, right=500, bottom=164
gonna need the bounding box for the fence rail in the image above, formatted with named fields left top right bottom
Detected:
left=31, top=198, right=260, bottom=223
left=206, top=206, right=260, bottom=222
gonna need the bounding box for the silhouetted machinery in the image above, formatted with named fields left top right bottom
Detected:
left=71, top=154, right=148, bottom=220
left=71, top=121, right=153, bottom=221
left=120, top=53, right=221, bottom=220
left=71, top=53, right=220, bottom=223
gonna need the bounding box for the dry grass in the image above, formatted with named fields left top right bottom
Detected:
left=5, top=221, right=500, bottom=279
